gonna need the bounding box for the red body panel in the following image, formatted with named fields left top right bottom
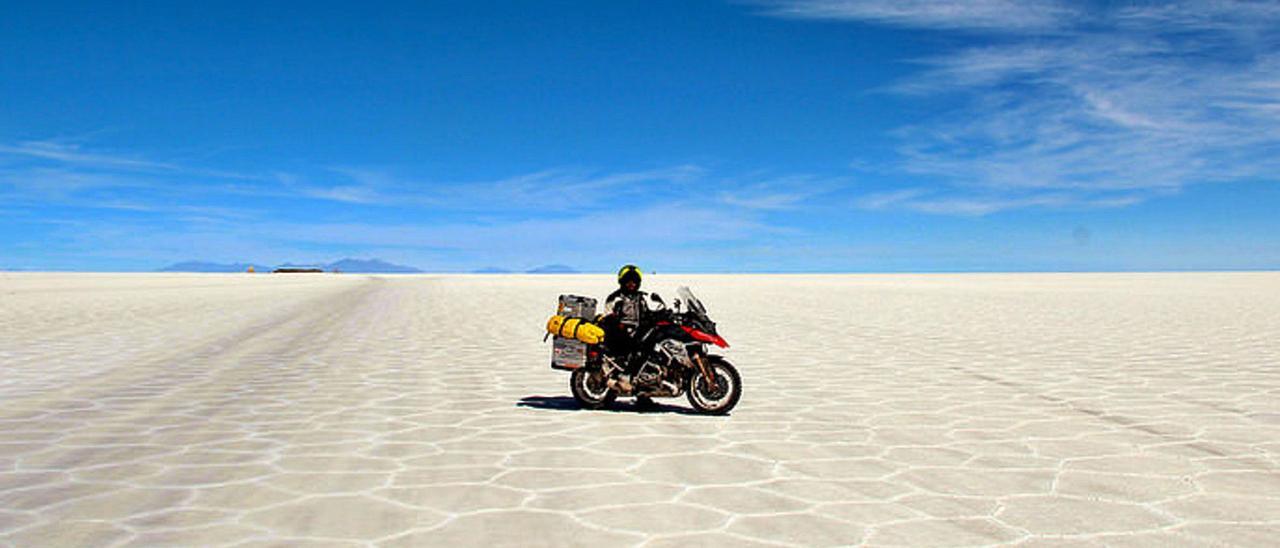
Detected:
left=680, top=325, right=730, bottom=348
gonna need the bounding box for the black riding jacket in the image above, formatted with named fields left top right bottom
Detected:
left=605, top=289, right=650, bottom=332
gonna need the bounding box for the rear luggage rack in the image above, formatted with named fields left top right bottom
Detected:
left=550, top=294, right=597, bottom=370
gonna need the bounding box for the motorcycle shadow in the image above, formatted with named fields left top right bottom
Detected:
left=517, top=395, right=701, bottom=415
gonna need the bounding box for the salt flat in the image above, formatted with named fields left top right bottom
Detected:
left=1, top=272, right=1278, bottom=546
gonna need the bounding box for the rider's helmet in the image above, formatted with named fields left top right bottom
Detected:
left=617, top=264, right=642, bottom=289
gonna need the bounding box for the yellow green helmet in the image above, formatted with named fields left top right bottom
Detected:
left=617, top=264, right=643, bottom=286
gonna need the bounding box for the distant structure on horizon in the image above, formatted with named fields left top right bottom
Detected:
left=273, top=265, right=326, bottom=274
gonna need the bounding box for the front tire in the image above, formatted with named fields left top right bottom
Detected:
left=570, top=367, right=616, bottom=410
left=687, top=357, right=741, bottom=415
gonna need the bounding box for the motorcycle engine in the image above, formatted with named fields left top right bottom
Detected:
left=656, top=339, right=693, bottom=368
left=636, top=360, right=663, bottom=386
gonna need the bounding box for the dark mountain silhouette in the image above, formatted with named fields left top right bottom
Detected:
left=326, top=258, right=422, bottom=273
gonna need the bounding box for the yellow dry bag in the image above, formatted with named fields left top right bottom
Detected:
left=546, top=315, right=605, bottom=345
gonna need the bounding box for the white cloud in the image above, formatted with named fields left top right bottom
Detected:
left=715, top=174, right=846, bottom=210
left=261, top=203, right=770, bottom=252
left=0, top=167, right=157, bottom=196
left=764, top=0, right=1280, bottom=214
left=0, top=140, right=709, bottom=215
left=858, top=188, right=1144, bottom=216
left=856, top=188, right=928, bottom=210
left=0, top=140, right=178, bottom=171
left=1, top=141, right=800, bottom=269
left=25, top=201, right=779, bottom=271
left=307, top=164, right=707, bottom=210
left=759, top=0, right=1077, bottom=32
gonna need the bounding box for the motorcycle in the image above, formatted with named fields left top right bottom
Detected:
left=549, top=286, right=742, bottom=415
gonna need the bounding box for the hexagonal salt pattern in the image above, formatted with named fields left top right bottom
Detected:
left=1, top=272, right=1278, bottom=546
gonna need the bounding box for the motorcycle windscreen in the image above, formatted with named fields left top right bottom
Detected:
left=677, top=286, right=709, bottom=318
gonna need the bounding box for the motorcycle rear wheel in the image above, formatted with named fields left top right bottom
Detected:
left=687, top=357, right=741, bottom=415
left=570, top=367, right=616, bottom=410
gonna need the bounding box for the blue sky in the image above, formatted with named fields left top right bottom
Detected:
left=2, top=0, right=1278, bottom=272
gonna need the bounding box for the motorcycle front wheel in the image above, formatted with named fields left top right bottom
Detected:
left=570, top=367, right=616, bottom=410
left=687, top=357, right=741, bottom=415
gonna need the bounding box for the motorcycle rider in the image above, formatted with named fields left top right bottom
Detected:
left=603, top=265, right=657, bottom=404
left=606, top=265, right=648, bottom=333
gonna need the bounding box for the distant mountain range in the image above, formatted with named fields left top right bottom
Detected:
left=525, top=264, right=578, bottom=274
left=159, top=259, right=578, bottom=274
left=159, top=258, right=422, bottom=273
left=470, top=264, right=579, bottom=274
left=159, top=261, right=272, bottom=273
left=327, top=258, right=422, bottom=273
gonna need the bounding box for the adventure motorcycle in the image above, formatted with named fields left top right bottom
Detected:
left=547, top=287, right=741, bottom=415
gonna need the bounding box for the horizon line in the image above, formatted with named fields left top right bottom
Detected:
left=4, top=269, right=1278, bottom=275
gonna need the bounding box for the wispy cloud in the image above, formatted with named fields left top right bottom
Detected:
left=0, top=139, right=274, bottom=213
left=1, top=139, right=809, bottom=269
left=304, top=164, right=707, bottom=210
left=857, top=188, right=1144, bottom=216
left=28, top=201, right=779, bottom=271
left=0, top=138, right=752, bottom=219
left=759, top=0, right=1078, bottom=32
left=4, top=137, right=844, bottom=223
left=0, top=167, right=158, bottom=197
left=762, top=0, right=1280, bottom=214
left=715, top=174, right=846, bottom=210
left=262, top=204, right=768, bottom=251
left=0, top=140, right=179, bottom=171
